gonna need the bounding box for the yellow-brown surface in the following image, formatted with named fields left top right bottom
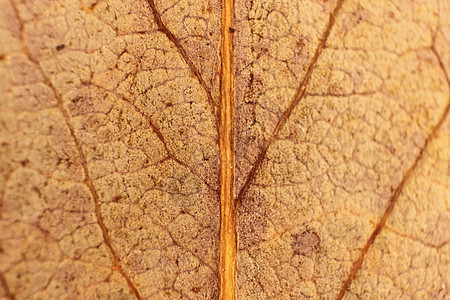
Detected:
left=218, top=0, right=236, bottom=299
left=0, top=0, right=448, bottom=299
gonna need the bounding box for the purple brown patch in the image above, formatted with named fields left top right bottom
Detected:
left=292, top=230, right=320, bottom=256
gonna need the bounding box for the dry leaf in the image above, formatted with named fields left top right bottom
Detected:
left=0, top=0, right=448, bottom=299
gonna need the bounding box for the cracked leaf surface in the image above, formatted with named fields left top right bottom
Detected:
left=0, top=0, right=220, bottom=299
left=0, top=0, right=449, bottom=299
left=345, top=114, right=449, bottom=299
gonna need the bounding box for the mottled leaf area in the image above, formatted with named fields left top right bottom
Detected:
left=0, top=0, right=448, bottom=299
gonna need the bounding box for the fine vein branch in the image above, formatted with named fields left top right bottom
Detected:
left=218, top=0, right=236, bottom=299
left=8, top=2, right=142, bottom=299
left=146, top=0, right=219, bottom=127
left=236, top=0, right=346, bottom=206
left=337, top=46, right=450, bottom=299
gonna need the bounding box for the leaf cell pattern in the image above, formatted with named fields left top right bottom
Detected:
left=0, top=0, right=448, bottom=299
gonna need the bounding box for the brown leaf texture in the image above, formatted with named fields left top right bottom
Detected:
left=0, top=0, right=448, bottom=299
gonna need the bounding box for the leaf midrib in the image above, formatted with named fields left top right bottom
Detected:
left=218, top=1, right=236, bottom=299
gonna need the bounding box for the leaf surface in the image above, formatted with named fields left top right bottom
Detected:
left=0, top=0, right=448, bottom=299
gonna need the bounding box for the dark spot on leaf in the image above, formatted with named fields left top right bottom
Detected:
left=292, top=230, right=320, bottom=256
left=203, top=6, right=212, bottom=14
left=56, top=44, right=65, bottom=51
left=57, top=264, right=77, bottom=284
left=71, top=97, right=82, bottom=105
left=229, top=27, right=235, bottom=33
left=20, top=159, right=30, bottom=167
left=113, top=195, right=122, bottom=202
left=296, top=38, right=305, bottom=50
left=88, top=2, right=97, bottom=10
left=245, top=73, right=264, bottom=99
left=192, top=286, right=201, bottom=293
left=0, top=54, right=5, bottom=61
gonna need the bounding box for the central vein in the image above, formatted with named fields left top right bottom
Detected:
left=218, top=0, right=235, bottom=299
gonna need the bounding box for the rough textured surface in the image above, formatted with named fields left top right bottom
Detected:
left=234, top=0, right=338, bottom=193
left=0, top=0, right=449, bottom=299
left=0, top=0, right=220, bottom=299
left=235, top=0, right=449, bottom=299
left=345, top=116, right=449, bottom=299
